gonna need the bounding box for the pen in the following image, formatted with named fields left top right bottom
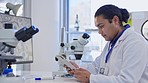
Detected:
left=35, top=77, right=54, bottom=80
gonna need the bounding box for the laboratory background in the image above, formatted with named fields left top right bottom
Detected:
left=0, top=0, right=148, bottom=83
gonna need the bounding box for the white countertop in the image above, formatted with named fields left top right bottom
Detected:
left=0, top=71, right=79, bottom=83
left=25, top=77, right=79, bottom=83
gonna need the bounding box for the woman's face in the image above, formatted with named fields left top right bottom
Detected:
left=94, top=15, right=120, bottom=41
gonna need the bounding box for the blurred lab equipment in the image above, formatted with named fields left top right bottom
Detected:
left=141, top=20, right=148, bottom=41
left=74, top=14, right=79, bottom=31
left=0, top=13, right=39, bottom=76
left=5, top=2, right=23, bottom=16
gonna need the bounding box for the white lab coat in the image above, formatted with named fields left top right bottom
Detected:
left=85, top=27, right=148, bottom=83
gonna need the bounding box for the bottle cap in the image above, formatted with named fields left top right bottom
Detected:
left=35, top=78, right=41, bottom=80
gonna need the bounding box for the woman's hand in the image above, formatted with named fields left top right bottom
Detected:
left=74, top=68, right=91, bottom=83
left=64, top=61, right=79, bottom=75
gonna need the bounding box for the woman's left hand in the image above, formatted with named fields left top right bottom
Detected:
left=74, top=68, right=91, bottom=83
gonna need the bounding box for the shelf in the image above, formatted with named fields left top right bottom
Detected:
left=85, top=29, right=98, bottom=32
left=66, top=31, right=91, bottom=34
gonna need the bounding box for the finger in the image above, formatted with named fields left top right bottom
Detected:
left=68, top=70, right=75, bottom=75
left=65, top=66, right=71, bottom=71
left=64, top=64, right=67, bottom=68
left=69, top=61, right=79, bottom=68
left=78, top=68, right=86, bottom=71
left=64, top=64, right=72, bottom=70
left=68, top=70, right=74, bottom=74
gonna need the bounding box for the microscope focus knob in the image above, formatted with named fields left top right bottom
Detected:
left=55, top=57, right=58, bottom=61
left=60, top=43, right=65, bottom=47
left=71, top=46, right=75, bottom=50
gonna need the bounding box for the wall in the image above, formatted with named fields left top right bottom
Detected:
left=132, top=11, right=148, bottom=34
left=30, top=0, right=60, bottom=72
left=91, top=0, right=148, bottom=13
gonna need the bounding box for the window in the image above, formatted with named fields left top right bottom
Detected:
left=67, top=0, right=107, bottom=61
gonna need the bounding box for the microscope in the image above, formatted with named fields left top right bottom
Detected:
left=0, top=24, right=39, bottom=76
left=52, top=33, right=90, bottom=77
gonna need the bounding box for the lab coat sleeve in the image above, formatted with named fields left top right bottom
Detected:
left=82, top=42, right=109, bottom=74
left=89, top=40, right=148, bottom=83
left=84, top=56, right=101, bottom=74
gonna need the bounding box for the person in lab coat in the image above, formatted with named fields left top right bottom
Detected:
left=65, top=4, right=148, bottom=83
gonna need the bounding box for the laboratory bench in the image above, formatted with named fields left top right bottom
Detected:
left=0, top=71, right=79, bottom=83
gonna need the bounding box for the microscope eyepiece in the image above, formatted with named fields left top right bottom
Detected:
left=26, top=26, right=39, bottom=36
left=15, top=26, right=39, bottom=42
left=82, top=33, right=90, bottom=39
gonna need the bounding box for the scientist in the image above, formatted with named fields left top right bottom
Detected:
left=65, top=4, right=148, bottom=83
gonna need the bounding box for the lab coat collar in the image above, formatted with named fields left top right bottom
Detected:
left=113, top=27, right=132, bottom=48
